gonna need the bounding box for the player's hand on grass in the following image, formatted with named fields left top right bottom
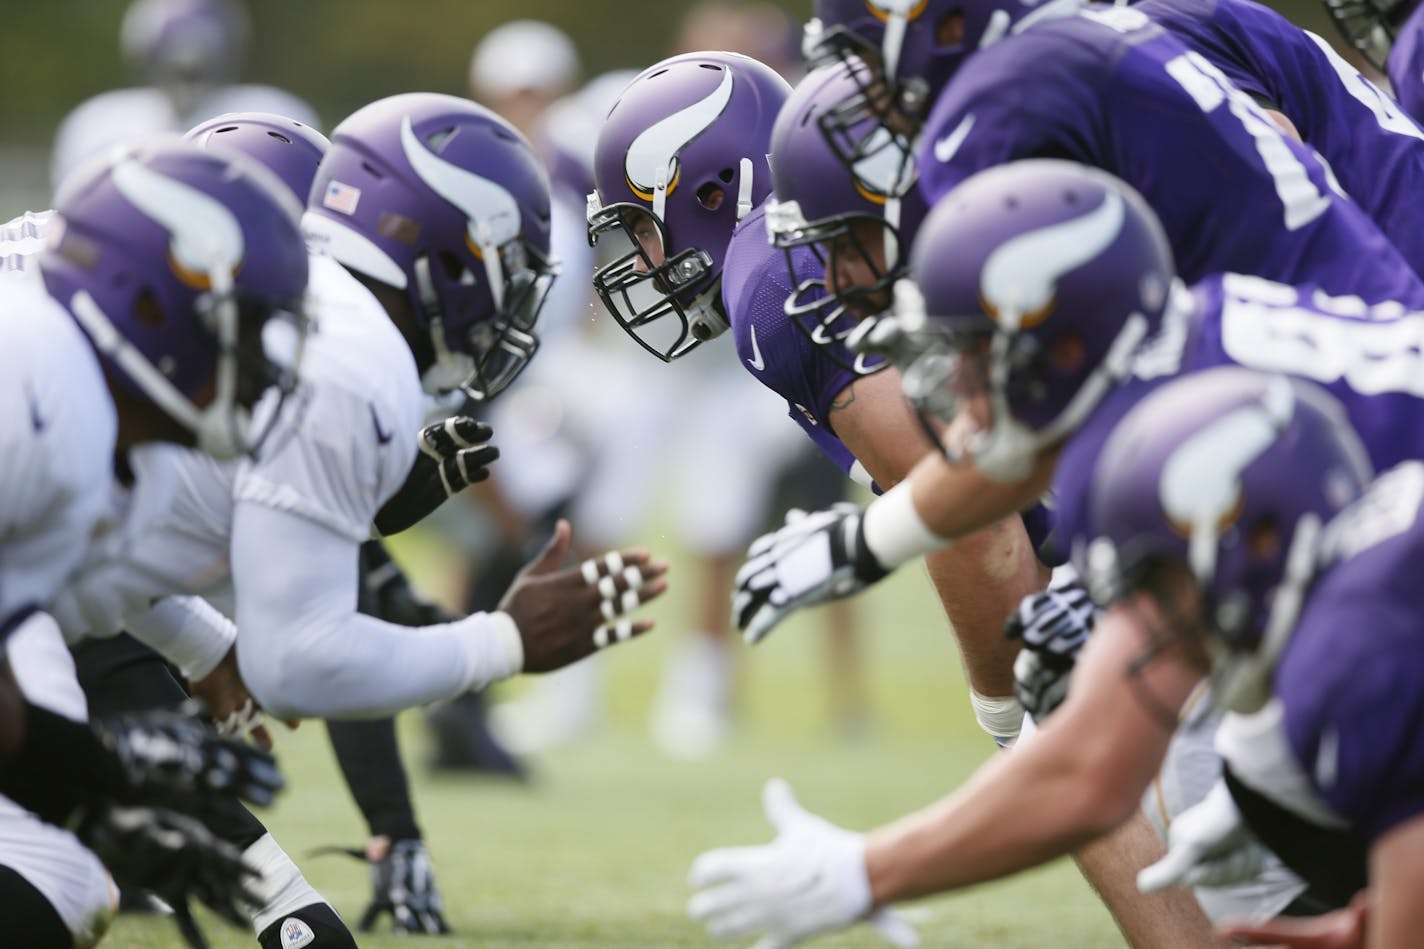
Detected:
left=733, top=504, right=889, bottom=645
left=1219, top=891, right=1368, bottom=949
left=1137, top=779, right=1267, bottom=893
left=357, top=837, right=451, bottom=935
left=688, top=778, right=918, bottom=949
left=498, top=519, right=668, bottom=672
left=372, top=415, right=498, bottom=537
left=1005, top=566, right=1096, bottom=721
left=95, top=705, right=285, bottom=808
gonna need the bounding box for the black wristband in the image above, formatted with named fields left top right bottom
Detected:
left=0, top=702, right=132, bottom=826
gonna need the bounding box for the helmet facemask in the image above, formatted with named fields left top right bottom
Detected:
left=587, top=199, right=725, bottom=362
left=768, top=199, right=899, bottom=375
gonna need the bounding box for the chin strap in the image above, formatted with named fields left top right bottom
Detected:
left=736, top=157, right=755, bottom=222
left=68, top=285, right=250, bottom=460
left=414, top=255, right=475, bottom=394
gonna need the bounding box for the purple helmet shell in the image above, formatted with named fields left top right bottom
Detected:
left=1080, top=367, right=1372, bottom=709
left=890, top=159, right=1174, bottom=481
left=121, top=0, right=249, bottom=85
left=304, top=92, right=555, bottom=400
left=40, top=138, right=308, bottom=456
left=184, top=112, right=330, bottom=204
left=766, top=58, right=928, bottom=373
left=589, top=51, right=790, bottom=361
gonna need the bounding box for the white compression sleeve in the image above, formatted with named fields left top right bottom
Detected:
left=860, top=479, right=952, bottom=570
left=124, top=596, right=237, bottom=682
left=231, top=502, right=523, bottom=720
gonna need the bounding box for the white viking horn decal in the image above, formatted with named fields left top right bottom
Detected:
left=1159, top=376, right=1296, bottom=578
left=401, top=117, right=522, bottom=249
left=624, top=67, right=735, bottom=201
left=112, top=157, right=245, bottom=288
left=979, top=189, right=1125, bottom=330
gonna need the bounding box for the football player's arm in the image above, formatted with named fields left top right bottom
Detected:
left=231, top=501, right=524, bottom=721
left=123, top=597, right=236, bottom=683
left=830, top=370, right=1046, bottom=712
left=862, top=599, right=1200, bottom=901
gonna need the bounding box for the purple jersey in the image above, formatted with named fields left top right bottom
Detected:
left=1275, top=461, right=1424, bottom=841
left=918, top=7, right=1424, bottom=307
left=1390, top=2, right=1424, bottom=125
left=1049, top=273, right=1424, bottom=560
left=1139, top=0, right=1424, bottom=274
left=722, top=201, right=874, bottom=490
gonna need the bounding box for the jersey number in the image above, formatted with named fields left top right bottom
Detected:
left=1165, top=51, right=1330, bottom=231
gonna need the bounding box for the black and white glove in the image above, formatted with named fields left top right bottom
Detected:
left=75, top=803, right=261, bottom=940
left=95, top=706, right=285, bottom=808
left=372, top=416, right=498, bottom=536
left=1004, top=568, right=1096, bottom=720
left=734, top=504, right=889, bottom=645
left=1137, top=780, right=1269, bottom=893
left=358, top=838, right=451, bottom=935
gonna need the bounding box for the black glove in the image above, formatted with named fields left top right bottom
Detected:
left=357, top=839, right=450, bottom=935
left=357, top=541, right=452, bottom=627
left=95, top=705, right=285, bottom=808
left=1004, top=570, right=1096, bottom=720
left=373, top=416, right=498, bottom=536
left=75, top=804, right=261, bottom=943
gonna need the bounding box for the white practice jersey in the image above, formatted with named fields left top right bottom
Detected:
left=0, top=275, right=116, bottom=625
left=53, top=252, right=422, bottom=638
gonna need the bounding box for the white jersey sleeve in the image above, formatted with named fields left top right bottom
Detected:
left=232, top=254, right=422, bottom=542
left=0, top=280, right=116, bottom=624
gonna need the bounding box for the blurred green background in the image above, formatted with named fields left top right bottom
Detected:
left=0, top=0, right=1347, bottom=215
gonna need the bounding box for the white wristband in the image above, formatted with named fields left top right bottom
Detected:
left=126, top=597, right=238, bottom=682
left=861, top=480, right=951, bottom=570
left=461, top=611, right=525, bottom=691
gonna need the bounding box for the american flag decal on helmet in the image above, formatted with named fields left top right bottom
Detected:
left=323, top=180, right=362, bottom=215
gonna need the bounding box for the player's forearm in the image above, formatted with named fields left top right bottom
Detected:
left=905, top=451, right=1056, bottom=542
left=237, top=602, right=521, bottom=720
left=924, top=517, right=1043, bottom=699
left=1370, top=816, right=1424, bottom=949
left=864, top=721, right=1136, bottom=903
left=124, top=596, right=236, bottom=682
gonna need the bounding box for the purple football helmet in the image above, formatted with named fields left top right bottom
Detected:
left=303, top=93, right=556, bottom=400
left=1322, top=0, right=1420, bottom=69
left=803, top=0, right=1076, bottom=196
left=766, top=59, right=928, bottom=375
left=184, top=112, right=330, bottom=203
left=39, top=138, right=308, bottom=459
left=588, top=51, right=791, bottom=361
left=1080, top=368, right=1372, bottom=712
left=881, top=159, right=1174, bottom=482
left=121, top=0, right=249, bottom=86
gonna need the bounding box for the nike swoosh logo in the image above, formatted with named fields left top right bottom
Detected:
left=933, top=114, right=976, bottom=164
left=747, top=324, right=766, bottom=371
left=369, top=402, right=394, bottom=446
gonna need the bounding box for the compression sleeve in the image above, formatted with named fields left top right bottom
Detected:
left=124, top=596, right=237, bottom=683
left=231, top=501, right=523, bottom=720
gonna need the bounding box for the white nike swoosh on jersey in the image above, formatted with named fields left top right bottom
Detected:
left=933, top=114, right=977, bottom=164
left=747, top=324, right=766, bottom=371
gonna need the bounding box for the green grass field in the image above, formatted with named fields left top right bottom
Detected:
left=101, top=530, right=1124, bottom=948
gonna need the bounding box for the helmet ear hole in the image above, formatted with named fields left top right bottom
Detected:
left=696, top=182, right=726, bottom=211
left=717, top=167, right=734, bottom=183
left=135, top=289, right=165, bottom=329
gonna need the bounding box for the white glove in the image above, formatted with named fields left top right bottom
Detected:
left=1137, top=779, right=1268, bottom=893
left=733, top=505, right=888, bottom=645
left=687, top=778, right=918, bottom=949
